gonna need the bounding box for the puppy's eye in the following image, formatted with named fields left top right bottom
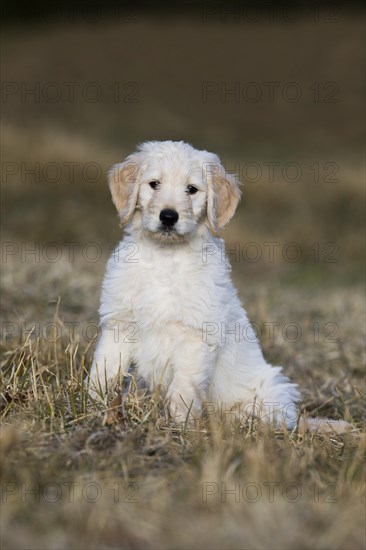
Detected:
left=186, top=185, right=198, bottom=195
left=149, top=181, right=159, bottom=190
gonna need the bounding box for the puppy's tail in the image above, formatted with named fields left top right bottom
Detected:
left=298, top=416, right=356, bottom=436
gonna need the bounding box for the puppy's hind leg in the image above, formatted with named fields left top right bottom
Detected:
left=298, top=416, right=356, bottom=435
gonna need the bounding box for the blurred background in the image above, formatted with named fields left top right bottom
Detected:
left=1, top=1, right=364, bottom=350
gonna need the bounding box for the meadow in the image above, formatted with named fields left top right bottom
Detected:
left=1, top=9, right=365, bottom=549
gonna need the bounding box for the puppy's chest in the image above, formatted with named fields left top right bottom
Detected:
left=126, top=248, right=228, bottom=325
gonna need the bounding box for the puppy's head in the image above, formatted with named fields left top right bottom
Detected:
left=108, top=141, right=241, bottom=243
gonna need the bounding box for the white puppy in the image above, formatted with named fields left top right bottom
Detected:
left=89, top=140, right=303, bottom=428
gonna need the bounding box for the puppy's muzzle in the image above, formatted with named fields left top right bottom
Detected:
left=159, top=209, right=179, bottom=227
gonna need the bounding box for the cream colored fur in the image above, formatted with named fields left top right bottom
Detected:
left=89, top=141, right=353, bottom=434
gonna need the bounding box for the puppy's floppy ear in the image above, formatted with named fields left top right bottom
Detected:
left=108, top=153, right=142, bottom=226
left=205, top=160, right=241, bottom=234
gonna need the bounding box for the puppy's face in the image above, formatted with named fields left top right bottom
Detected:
left=109, top=141, right=240, bottom=243
left=137, top=148, right=209, bottom=243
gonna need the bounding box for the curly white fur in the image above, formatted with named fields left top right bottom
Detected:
left=89, top=140, right=323, bottom=429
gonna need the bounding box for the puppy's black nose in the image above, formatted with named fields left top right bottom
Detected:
left=159, top=209, right=179, bottom=227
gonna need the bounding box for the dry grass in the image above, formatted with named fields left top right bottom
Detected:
left=1, top=10, right=365, bottom=550
left=1, top=255, right=365, bottom=549
left=1, top=324, right=365, bottom=550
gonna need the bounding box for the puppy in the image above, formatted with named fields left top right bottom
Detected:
left=89, top=141, right=351, bottom=433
